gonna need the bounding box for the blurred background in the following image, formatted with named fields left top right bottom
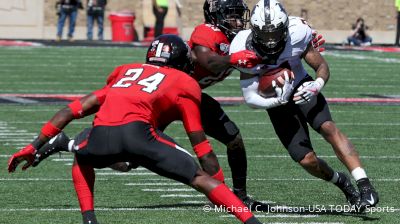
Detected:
left=0, top=0, right=398, bottom=44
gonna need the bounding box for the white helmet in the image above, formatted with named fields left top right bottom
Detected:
left=250, top=0, right=289, bottom=55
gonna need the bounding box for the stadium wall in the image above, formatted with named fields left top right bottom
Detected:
left=0, top=0, right=398, bottom=44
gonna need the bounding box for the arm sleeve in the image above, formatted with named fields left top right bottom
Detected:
left=240, top=76, right=281, bottom=109
left=177, top=97, right=203, bottom=133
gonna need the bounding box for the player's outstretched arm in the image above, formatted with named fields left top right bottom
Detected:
left=8, top=93, right=101, bottom=172
left=293, top=43, right=330, bottom=104
left=192, top=45, right=260, bottom=73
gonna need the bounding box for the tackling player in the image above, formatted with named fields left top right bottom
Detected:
left=230, top=0, right=378, bottom=212
left=32, top=0, right=326, bottom=211
left=8, top=35, right=263, bottom=224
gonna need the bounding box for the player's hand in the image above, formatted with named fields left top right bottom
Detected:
left=293, top=78, right=325, bottom=104
left=230, top=50, right=261, bottom=68
left=273, top=71, right=294, bottom=105
left=312, top=30, right=325, bottom=52
left=8, top=144, right=37, bottom=173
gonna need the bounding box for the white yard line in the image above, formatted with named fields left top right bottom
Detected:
left=125, top=183, right=184, bottom=186
left=96, top=172, right=157, bottom=176
left=142, top=188, right=195, bottom=192
left=325, top=52, right=400, bottom=64
left=160, top=194, right=204, bottom=198
left=1, top=154, right=400, bottom=160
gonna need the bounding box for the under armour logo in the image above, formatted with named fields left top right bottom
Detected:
left=238, top=59, right=248, bottom=66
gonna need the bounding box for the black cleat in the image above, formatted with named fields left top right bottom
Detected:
left=234, top=189, right=269, bottom=212
left=357, top=178, right=379, bottom=213
left=32, top=132, right=70, bottom=167
left=335, top=172, right=360, bottom=207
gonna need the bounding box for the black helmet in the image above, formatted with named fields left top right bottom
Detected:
left=203, top=0, right=250, bottom=40
left=146, top=34, right=192, bottom=73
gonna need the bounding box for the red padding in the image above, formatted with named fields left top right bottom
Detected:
left=193, top=140, right=212, bottom=158
left=68, top=100, right=84, bottom=118
left=41, top=121, right=61, bottom=138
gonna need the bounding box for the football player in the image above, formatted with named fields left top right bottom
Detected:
left=229, top=0, right=378, bottom=212
left=32, top=0, right=325, bottom=211
left=8, top=35, right=263, bottom=224
left=34, top=0, right=266, bottom=210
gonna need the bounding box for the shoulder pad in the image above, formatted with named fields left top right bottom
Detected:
left=288, top=17, right=313, bottom=46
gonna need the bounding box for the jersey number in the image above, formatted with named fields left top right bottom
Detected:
left=112, top=68, right=165, bottom=93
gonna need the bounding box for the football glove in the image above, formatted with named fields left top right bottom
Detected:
left=312, top=30, right=326, bottom=52
left=293, top=78, right=325, bottom=105
left=230, top=50, right=261, bottom=68
left=8, top=144, right=37, bottom=173
left=272, top=71, right=294, bottom=105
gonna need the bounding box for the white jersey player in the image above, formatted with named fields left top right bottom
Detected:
left=230, top=0, right=379, bottom=212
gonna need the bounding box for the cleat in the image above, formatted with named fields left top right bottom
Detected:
left=335, top=172, right=360, bottom=207
left=241, top=196, right=270, bottom=212
left=32, top=132, right=70, bottom=167
left=357, top=178, right=379, bottom=213
left=234, top=189, right=269, bottom=212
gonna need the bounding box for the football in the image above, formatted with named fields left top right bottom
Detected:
left=258, top=68, right=294, bottom=97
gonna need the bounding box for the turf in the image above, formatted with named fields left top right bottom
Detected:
left=0, top=46, right=399, bottom=224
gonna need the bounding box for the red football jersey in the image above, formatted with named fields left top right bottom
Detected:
left=188, top=23, right=234, bottom=89
left=93, top=63, right=203, bottom=134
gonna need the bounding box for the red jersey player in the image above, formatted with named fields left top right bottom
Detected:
left=8, top=35, right=263, bottom=224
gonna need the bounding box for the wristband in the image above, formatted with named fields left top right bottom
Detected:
left=68, top=100, right=84, bottom=118
left=41, top=121, right=61, bottom=138
left=193, top=140, right=212, bottom=158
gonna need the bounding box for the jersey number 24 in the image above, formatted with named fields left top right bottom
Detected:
left=112, top=68, right=165, bottom=93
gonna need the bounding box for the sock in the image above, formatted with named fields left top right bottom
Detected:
left=207, top=184, right=254, bottom=223
left=72, top=161, right=95, bottom=212
left=227, top=146, right=247, bottom=191
left=351, top=167, right=367, bottom=181
left=211, top=168, right=225, bottom=183
left=329, top=171, right=339, bottom=184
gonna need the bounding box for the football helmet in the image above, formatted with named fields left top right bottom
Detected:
left=203, top=0, right=250, bottom=40
left=250, top=0, right=289, bottom=55
left=146, top=34, right=192, bottom=73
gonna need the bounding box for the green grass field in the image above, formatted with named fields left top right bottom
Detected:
left=0, top=46, right=399, bottom=224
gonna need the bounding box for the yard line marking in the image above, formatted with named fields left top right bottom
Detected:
left=96, top=172, right=157, bottom=176
left=214, top=155, right=400, bottom=159
left=125, top=183, right=184, bottom=186
left=325, top=52, right=400, bottom=63
left=221, top=214, right=319, bottom=218
left=236, top=122, right=400, bottom=126
left=51, top=158, right=73, bottom=162
left=2, top=154, right=400, bottom=160
left=3, top=177, right=399, bottom=182
left=247, top=178, right=400, bottom=182
left=174, top=136, right=400, bottom=141
left=0, top=96, right=38, bottom=104
left=160, top=194, right=204, bottom=198
left=142, top=188, right=195, bottom=192
left=182, top=200, right=208, bottom=204
left=0, top=207, right=201, bottom=212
